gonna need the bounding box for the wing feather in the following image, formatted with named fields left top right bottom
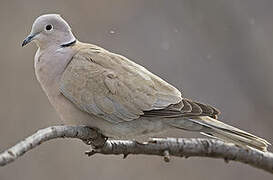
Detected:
left=60, top=44, right=182, bottom=123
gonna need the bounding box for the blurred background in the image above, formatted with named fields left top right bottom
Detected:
left=0, top=0, right=273, bottom=179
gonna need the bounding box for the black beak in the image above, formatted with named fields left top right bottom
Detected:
left=22, top=34, right=36, bottom=47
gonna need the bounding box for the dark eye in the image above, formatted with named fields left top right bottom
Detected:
left=45, top=24, right=53, bottom=31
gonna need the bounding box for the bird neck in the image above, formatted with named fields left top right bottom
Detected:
left=36, top=31, right=76, bottom=51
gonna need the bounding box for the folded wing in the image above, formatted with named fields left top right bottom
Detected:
left=60, top=44, right=183, bottom=123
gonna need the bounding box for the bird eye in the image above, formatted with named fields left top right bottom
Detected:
left=45, top=24, right=53, bottom=31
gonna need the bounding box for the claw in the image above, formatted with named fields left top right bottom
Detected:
left=85, top=149, right=97, bottom=156
left=85, top=147, right=103, bottom=156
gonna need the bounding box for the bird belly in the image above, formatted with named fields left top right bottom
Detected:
left=46, top=90, right=169, bottom=140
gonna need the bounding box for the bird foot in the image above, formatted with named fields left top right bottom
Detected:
left=85, top=148, right=101, bottom=156
left=84, top=135, right=107, bottom=157
left=81, top=127, right=108, bottom=149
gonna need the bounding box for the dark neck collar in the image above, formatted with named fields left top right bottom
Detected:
left=61, top=39, right=77, bottom=47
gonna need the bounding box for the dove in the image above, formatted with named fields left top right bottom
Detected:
left=22, top=14, right=270, bottom=151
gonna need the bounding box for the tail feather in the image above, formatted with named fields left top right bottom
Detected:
left=196, top=116, right=270, bottom=151
left=171, top=116, right=270, bottom=151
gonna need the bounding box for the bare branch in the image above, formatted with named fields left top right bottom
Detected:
left=0, top=126, right=272, bottom=174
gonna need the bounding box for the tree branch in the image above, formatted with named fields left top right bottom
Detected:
left=0, top=126, right=272, bottom=174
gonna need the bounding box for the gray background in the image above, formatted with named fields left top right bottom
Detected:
left=0, top=0, right=273, bottom=179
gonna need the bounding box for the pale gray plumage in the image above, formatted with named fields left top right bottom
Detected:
left=60, top=45, right=182, bottom=123
left=22, top=14, right=270, bottom=151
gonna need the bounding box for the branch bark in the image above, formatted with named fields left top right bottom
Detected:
left=0, top=125, right=272, bottom=174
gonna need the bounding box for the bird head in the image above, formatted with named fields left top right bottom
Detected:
left=22, top=14, right=76, bottom=49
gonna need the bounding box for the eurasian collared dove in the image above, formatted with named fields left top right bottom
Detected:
left=22, top=14, right=270, bottom=151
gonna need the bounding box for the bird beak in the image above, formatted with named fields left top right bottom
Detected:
left=22, top=34, right=36, bottom=47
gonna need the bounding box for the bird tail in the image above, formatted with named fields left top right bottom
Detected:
left=170, top=116, right=270, bottom=151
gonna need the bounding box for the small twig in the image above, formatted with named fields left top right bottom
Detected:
left=0, top=125, right=272, bottom=174
left=163, top=150, right=171, bottom=162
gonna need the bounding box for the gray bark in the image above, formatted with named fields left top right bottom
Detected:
left=0, top=126, right=272, bottom=174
